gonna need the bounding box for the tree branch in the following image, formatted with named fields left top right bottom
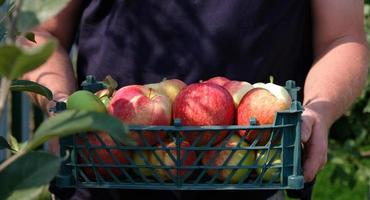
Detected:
left=360, top=150, right=370, bottom=158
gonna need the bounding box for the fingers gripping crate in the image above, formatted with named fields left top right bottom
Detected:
left=55, top=77, right=304, bottom=190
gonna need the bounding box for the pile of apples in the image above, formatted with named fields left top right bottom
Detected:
left=67, top=76, right=292, bottom=183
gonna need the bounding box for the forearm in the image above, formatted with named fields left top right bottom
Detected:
left=303, top=36, right=369, bottom=127
left=21, top=29, right=77, bottom=111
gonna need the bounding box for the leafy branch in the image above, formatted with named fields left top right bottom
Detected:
left=0, top=1, right=133, bottom=199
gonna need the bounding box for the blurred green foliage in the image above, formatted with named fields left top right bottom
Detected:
left=325, top=2, right=370, bottom=190
left=313, top=162, right=369, bottom=200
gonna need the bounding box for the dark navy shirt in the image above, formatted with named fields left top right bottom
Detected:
left=77, top=0, right=313, bottom=93
left=73, top=1, right=314, bottom=199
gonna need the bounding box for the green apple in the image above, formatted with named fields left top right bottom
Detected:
left=256, top=149, right=281, bottom=182
left=67, top=90, right=107, bottom=113
left=149, top=141, right=196, bottom=181
left=132, top=151, right=153, bottom=177
left=95, top=75, right=118, bottom=106
left=95, top=89, right=115, bottom=106
left=100, top=95, right=111, bottom=106
left=145, top=78, right=187, bottom=103
left=202, top=135, right=256, bottom=183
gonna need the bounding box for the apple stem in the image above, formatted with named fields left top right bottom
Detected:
left=148, top=88, right=154, bottom=100
left=269, top=76, right=274, bottom=84
left=102, top=75, right=118, bottom=97
left=108, top=88, right=114, bottom=97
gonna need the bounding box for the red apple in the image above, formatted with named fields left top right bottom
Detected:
left=76, top=132, right=130, bottom=179
left=237, top=82, right=291, bottom=145
left=108, top=85, right=172, bottom=146
left=223, top=80, right=253, bottom=107
left=173, top=83, right=235, bottom=146
left=149, top=141, right=197, bottom=181
left=145, top=78, right=187, bottom=103
left=203, top=76, right=231, bottom=87
left=201, top=135, right=256, bottom=183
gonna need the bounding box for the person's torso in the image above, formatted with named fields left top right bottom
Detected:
left=77, top=0, right=313, bottom=92
left=75, top=1, right=313, bottom=198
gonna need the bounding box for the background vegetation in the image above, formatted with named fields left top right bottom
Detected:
left=310, top=2, right=370, bottom=199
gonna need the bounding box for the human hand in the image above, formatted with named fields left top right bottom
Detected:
left=45, top=95, right=69, bottom=155
left=46, top=95, right=69, bottom=116
left=301, top=105, right=330, bottom=182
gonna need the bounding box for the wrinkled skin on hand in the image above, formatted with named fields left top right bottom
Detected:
left=301, top=106, right=329, bottom=182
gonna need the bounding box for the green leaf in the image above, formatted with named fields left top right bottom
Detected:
left=26, top=110, right=135, bottom=151
left=330, top=157, right=345, bottom=165
left=10, top=79, right=53, bottom=100
left=24, top=32, right=36, bottom=43
left=365, top=4, right=370, bottom=16
left=8, top=135, right=20, bottom=153
left=355, top=168, right=367, bottom=183
left=5, top=184, right=52, bottom=200
left=0, top=39, right=56, bottom=79
left=0, top=151, right=61, bottom=200
left=35, top=185, right=52, bottom=200
left=6, top=186, right=46, bottom=200
left=0, top=136, right=12, bottom=150
left=0, top=0, right=5, bottom=6
left=363, top=99, right=370, bottom=113
left=16, top=0, right=71, bottom=32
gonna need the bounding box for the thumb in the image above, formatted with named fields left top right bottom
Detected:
left=47, top=96, right=68, bottom=117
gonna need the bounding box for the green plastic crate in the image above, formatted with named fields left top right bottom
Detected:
left=55, top=76, right=304, bottom=190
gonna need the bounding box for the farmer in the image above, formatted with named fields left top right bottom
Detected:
left=22, top=1, right=369, bottom=199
